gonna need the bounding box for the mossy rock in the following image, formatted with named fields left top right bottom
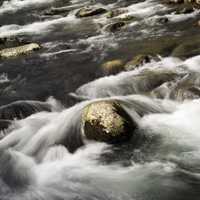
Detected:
left=101, top=59, right=125, bottom=74
left=82, top=100, right=135, bottom=143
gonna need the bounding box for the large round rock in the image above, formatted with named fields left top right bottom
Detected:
left=82, top=100, right=135, bottom=143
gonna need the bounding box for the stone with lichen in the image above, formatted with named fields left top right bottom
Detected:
left=0, top=43, right=41, bottom=59
left=82, top=100, right=135, bottom=143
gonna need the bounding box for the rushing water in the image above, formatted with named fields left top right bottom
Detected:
left=1, top=0, right=200, bottom=199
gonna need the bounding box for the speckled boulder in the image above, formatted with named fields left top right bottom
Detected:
left=82, top=100, right=135, bottom=143
left=0, top=43, right=41, bottom=59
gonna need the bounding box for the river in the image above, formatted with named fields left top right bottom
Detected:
left=0, top=0, right=200, bottom=199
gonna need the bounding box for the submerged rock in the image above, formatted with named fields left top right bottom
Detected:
left=75, top=68, right=180, bottom=99
left=151, top=72, right=200, bottom=101
left=0, top=43, right=41, bottom=59
left=104, top=21, right=127, bottom=32
left=175, top=7, right=194, bottom=14
left=157, top=17, right=169, bottom=24
left=151, top=82, right=175, bottom=99
left=44, top=7, right=69, bottom=16
left=0, top=100, right=52, bottom=120
left=172, top=40, right=200, bottom=58
left=101, top=59, right=125, bottom=74
left=170, top=86, right=200, bottom=100
left=82, top=100, right=135, bottom=143
left=76, top=6, right=107, bottom=18
left=169, top=73, right=200, bottom=101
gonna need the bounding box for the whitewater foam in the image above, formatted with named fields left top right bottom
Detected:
left=0, top=0, right=55, bottom=14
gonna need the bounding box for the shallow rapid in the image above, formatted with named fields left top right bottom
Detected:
left=1, top=0, right=200, bottom=200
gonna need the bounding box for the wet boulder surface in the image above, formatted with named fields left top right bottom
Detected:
left=82, top=100, right=136, bottom=143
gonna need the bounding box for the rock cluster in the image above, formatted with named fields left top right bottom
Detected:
left=101, top=54, right=153, bottom=74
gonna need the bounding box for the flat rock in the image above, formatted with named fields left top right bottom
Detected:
left=0, top=43, right=41, bottom=59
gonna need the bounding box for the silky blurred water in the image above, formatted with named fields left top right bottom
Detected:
left=0, top=0, right=200, bottom=200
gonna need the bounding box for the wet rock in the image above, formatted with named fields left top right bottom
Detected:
left=101, top=59, right=125, bottom=74
left=151, top=82, right=175, bottom=99
left=172, top=40, right=200, bottom=58
left=104, top=21, right=127, bottom=32
left=0, top=43, right=41, bottom=59
left=170, top=86, right=200, bottom=100
left=169, top=73, right=200, bottom=101
left=0, top=100, right=52, bottom=120
left=175, top=6, right=194, bottom=14
left=125, top=55, right=152, bottom=71
left=157, top=17, right=169, bottom=23
left=82, top=100, right=135, bottom=143
left=76, top=6, right=107, bottom=18
left=152, top=72, right=200, bottom=101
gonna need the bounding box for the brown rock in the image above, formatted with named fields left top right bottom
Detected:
left=82, top=100, right=135, bottom=143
